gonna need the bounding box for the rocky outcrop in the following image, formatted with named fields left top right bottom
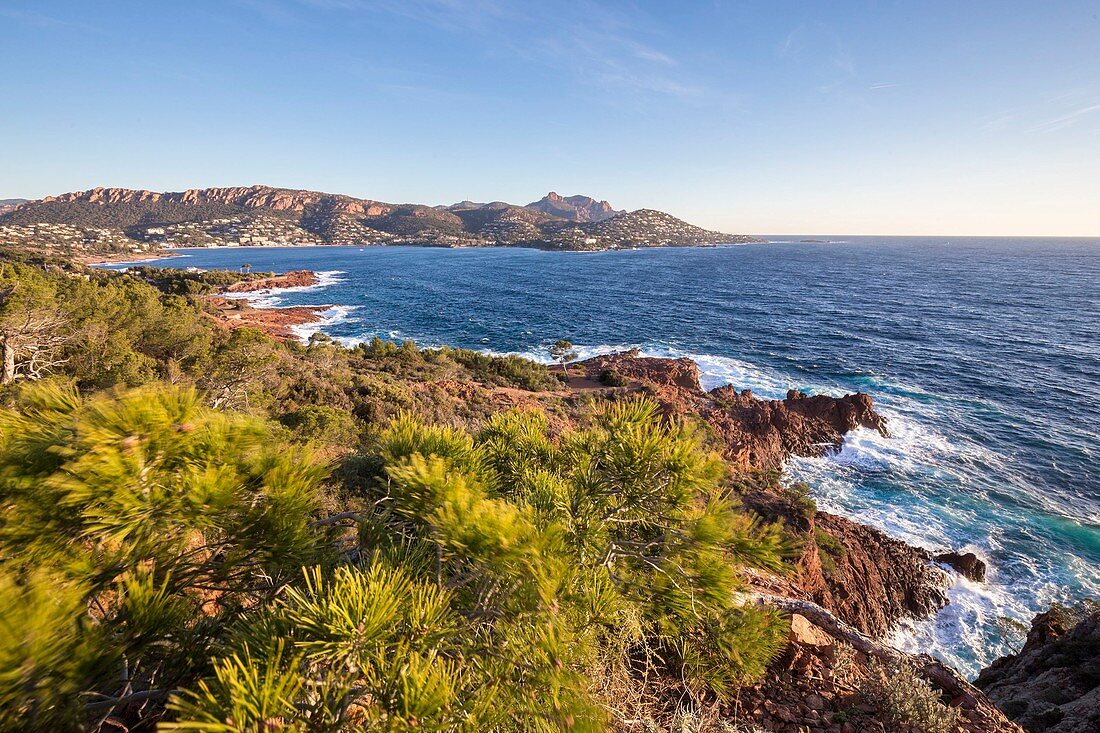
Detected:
left=525, top=191, right=622, bottom=222
left=574, top=350, right=886, bottom=470
left=936, top=551, right=988, bottom=582
left=205, top=297, right=326, bottom=341
left=41, top=185, right=390, bottom=217
left=783, top=388, right=889, bottom=438
left=808, top=513, right=949, bottom=637
left=706, top=385, right=888, bottom=470
left=975, top=605, right=1100, bottom=733
left=734, top=607, right=1023, bottom=732
left=224, top=270, right=319, bottom=293
left=0, top=198, right=27, bottom=216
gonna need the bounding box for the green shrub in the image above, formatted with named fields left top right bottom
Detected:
left=0, top=383, right=327, bottom=730
left=863, top=659, right=959, bottom=733
left=781, top=481, right=817, bottom=521
left=280, top=403, right=363, bottom=446
left=598, top=368, right=626, bottom=387
left=126, top=266, right=274, bottom=296
left=814, top=529, right=846, bottom=576
left=441, top=347, right=561, bottom=390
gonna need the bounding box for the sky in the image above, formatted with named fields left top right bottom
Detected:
left=1, top=1, right=1098, bottom=235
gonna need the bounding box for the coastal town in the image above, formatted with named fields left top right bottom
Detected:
left=0, top=185, right=760, bottom=254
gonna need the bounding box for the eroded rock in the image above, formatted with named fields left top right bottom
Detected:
left=975, top=605, right=1100, bottom=733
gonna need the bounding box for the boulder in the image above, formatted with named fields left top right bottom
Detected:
left=936, top=551, right=987, bottom=582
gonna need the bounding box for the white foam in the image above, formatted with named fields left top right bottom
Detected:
left=290, top=304, right=360, bottom=343
left=494, top=342, right=800, bottom=400
left=223, top=270, right=346, bottom=307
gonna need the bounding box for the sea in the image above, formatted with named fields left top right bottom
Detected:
left=104, top=237, right=1100, bottom=678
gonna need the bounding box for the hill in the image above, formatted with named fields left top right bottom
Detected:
left=0, top=185, right=761, bottom=254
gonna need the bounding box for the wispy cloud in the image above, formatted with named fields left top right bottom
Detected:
left=870, top=82, right=899, bottom=90
left=1029, top=102, right=1100, bottom=134
left=985, top=95, right=1100, bottom=134
left=779, top=22, right=854, bottom=73
left=778, top=21, right=857, bottom=94
left=277, top=0, right=698, bottom=101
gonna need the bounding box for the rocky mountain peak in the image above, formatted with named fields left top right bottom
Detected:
left=526, top=191, right=622, bottom=223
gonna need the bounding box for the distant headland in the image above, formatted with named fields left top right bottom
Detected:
left=0, top=185, right=761, bottom=256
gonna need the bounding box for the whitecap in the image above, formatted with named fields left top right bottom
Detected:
left=290, top=304, right=360, bottom=343
left=222, top=270, right=347, bottom=307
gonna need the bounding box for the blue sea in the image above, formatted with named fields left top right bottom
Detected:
left=107, top=238, right=1100, bottom=678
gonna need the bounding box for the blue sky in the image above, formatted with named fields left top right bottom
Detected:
left=2, top=1, right=1098, bottom=235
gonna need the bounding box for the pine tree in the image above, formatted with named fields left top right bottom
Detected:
left=0, top=386, right=790, bottom=731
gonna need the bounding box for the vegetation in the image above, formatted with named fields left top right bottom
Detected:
left=598, top=367, right=627, bottom=387
left=1, top=198, right=254, bottom=231
left=862, top=659, right=959, bottom=733
left=0, top=263, right=564, bottom=428
left=550, top=339, right=578, bottom=378
left=0, top=380, right=790, bottom=731
left=779, top=481, right=817, bottom=522
left=0, top=254, right=961, bottom=732
left=126, top=265, right=274, bottom=296
left=814, top=529, right=846, bottom=576
left=0, top=384, right=326, bottom=731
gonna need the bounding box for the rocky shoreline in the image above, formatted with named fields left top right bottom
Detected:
left=975, top=605, right=1100, bottom=733
left=193, top=272, right=1064, bottom=732
left=549, top=349, right=1024, bottom=731
left=205, top=270, right=330, bottom=341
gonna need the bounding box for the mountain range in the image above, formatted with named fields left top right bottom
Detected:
left=0, top=185, right=760, bottom=255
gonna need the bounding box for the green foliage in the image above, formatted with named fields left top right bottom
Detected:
left=0, top=569, right=113, bottom=732
left=127, top=266, right=275, bottom=296
left=0, top=383, right=327, bottom=729
left=445, top=347, right=562, bottom=390
left=814, top=529, right=846, bottom=576
left=280, top=404, right=363, bottom=446
left=814, top=529, right=845, bottom=559
left=0, top=262, right=795, bottom=730
left=780, top=481, right=817, bottom=521
left=863, top=659, right=959, bottom=733
left=549, top=339, right=578, bottom=377
left=163, top=398, right=789, bottom=731
left=368, top=399, right=791, bottom=700
left=598, top=368, right=627, bottom=387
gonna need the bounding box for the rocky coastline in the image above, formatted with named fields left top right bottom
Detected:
left=186, top=273, right=1036, bottom=731
left=205, top=270, right=329, bottom=341
left=223, top=269, right=319, bottom=293
left=975, top=604, right=1100, bottom=733
left=549, top=349, right=1022, bottom=731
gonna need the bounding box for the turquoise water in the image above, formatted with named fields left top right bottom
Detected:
left=109, top=237, right=1100, bottom=677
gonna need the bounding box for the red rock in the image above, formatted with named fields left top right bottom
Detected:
left=224, top=270, right=318, bottom=293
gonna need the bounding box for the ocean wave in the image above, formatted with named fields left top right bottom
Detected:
left=290, top=304, right=361, bottom=343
